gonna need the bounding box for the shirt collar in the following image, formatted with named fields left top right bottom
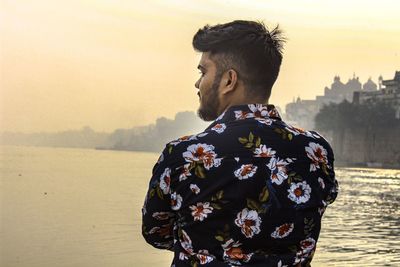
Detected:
left=205, top=103, right=281, bottom=130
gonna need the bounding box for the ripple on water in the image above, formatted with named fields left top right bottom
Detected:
left=314, top=168, right=400, bottom=266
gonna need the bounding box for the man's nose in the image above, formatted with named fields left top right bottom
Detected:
left=194, top=79, right=200, bottom=89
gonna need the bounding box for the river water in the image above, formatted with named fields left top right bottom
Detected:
left=0, top=145, right=399, bottom=267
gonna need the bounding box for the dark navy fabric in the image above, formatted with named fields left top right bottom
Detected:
left=142, top=104, right=338, bottom=267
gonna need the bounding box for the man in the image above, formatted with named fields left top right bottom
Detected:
left=142, top=20, right=338, bottom=266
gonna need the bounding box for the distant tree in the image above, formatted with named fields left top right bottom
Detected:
left=315, top=100, right=398, bottom=132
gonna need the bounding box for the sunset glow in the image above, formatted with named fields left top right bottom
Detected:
left=1, top=0, right=399, bottom=133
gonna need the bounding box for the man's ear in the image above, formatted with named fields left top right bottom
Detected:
left=220, top=69, right=238, bottom=95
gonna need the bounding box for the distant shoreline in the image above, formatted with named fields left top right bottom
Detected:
left=335, top=161, right=400, bottom=170
left=2, top=144, right=399, bottom=170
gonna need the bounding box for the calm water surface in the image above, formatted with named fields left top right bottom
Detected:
left=1, top=145, right=399, bottom=267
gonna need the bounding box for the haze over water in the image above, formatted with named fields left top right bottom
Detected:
left=1, top=145, right=399, bottom=267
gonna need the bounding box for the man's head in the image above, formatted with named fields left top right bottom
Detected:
left=192, top=20, right=285, bottom=121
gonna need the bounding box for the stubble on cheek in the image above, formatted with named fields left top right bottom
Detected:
left=196, top=69, right=223, bottom=121
left=197, top=89, right=219, bottom=121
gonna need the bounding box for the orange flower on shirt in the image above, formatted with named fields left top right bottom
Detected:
left=234, top=208, right=262, bottom=238
left=271, top=223, right=294, bottom=239
left=190, top=202, right=213, bottom=221
left=183, top=143, right=222, bottom=170
left=222, top=239, right=253, bottom=265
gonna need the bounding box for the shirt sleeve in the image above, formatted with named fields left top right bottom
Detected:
left=141, top=145, right=176, bottom=251
left=323, top=141, right=339, bottom=206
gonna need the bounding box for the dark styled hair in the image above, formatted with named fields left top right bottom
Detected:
left=192, top=20, right=285, bottom=100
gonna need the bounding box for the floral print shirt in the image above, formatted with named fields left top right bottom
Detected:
left=142, top=104, right=338, bottom=267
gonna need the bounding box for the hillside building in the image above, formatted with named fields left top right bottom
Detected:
left=286, top=74, right=378, bottom=129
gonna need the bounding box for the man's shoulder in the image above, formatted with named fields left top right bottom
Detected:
left=282, top=122, right=334, bottom=156
left=166, top=121, right=232, bottom=147
left=162, top=120, right=334, bottom=160
left=162, top=124, right=234, bottom=157
left=166, top=131, right=210, bottom=148
left=161, top=131, right=210, bottom=158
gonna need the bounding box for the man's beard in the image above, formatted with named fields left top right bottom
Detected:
left=197, top=71, right=223, bottom=121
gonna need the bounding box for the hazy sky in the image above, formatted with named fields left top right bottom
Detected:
left=1, top=0, right=399, bottom=133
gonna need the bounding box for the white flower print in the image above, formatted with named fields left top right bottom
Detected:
left=196, top=132, right=209, bottom=138
left=300, top=237, right=316, bottom=252
left=148, top=226, right=160, bottom=234
left=234, top=110, right=254, bottom=120
left=154, top=241, right=173, bottom=249
left=189, top=184, right=200, bottom=194
left=267, top=157, right=293, bottom=185
left=212, top=158, right=222, bottom=168
left=190, top=202, right=213, bottom=221
left=179, top=163, right=192, bottom=181
left=255, top=117, right=273, bottom=126
left=308, top=131, right=322, bottom=139
left=318, top=200, right=327, bottom=215
left=216, top=111, right=226, bottom=121
left=248, top=104, right=270, bottom=118
left=142, top=206, right=147, bottom=216
left=277, top=260, right=288, bottom=267
left=271, top=223, right=294, bottom=239
left=221, top=239, right=253, bottom=265
left=148, top=223, right=173, bottom=238
left=179, top=252, right=189, bottom=261
left=170, top=192, right=183, bottom=210
left=318, top=177, right=325, bottom=189
left=234, top=208, right=262, bottom=238
left=180, top=229, right=194, bottom=255
left=284, top=126, right=301, bottom=136
left=170, top=134, right=197, bottom=146
left=234, top=164, right=258, bottom=180
left=305, top=142, right=328, bottom=172
left=295, top=237, right=316, bottom=263
left=288, top=181, right=312, bottom=204
left=183, top=143, right=221, bottom=170
left=152, top=211, right=174, bottom=220
left=234, top=104, right=273, bottom=120
left=197, top=250, right=214, bottom=264
left=267, top=107, right=280, bottom=118
left=159, top=168, right=171, bottom=194
left=211, top=123, right=226, bottom=134
left=284, top=125, right=320, bottom=139
left=254, top=145, right=276, bottom=158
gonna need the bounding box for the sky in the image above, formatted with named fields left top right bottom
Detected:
left=1, top=0, right=399, bottom=133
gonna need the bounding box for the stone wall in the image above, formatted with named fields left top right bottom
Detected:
left=323, top=126, right=400, bottom=168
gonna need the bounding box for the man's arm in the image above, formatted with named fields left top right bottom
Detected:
left=142, top=146, right=176, bottom=250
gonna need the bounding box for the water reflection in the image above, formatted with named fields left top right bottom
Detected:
left=315, top=168, right=400, bottom=266
left=1, top=146, right=399, bottom=267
